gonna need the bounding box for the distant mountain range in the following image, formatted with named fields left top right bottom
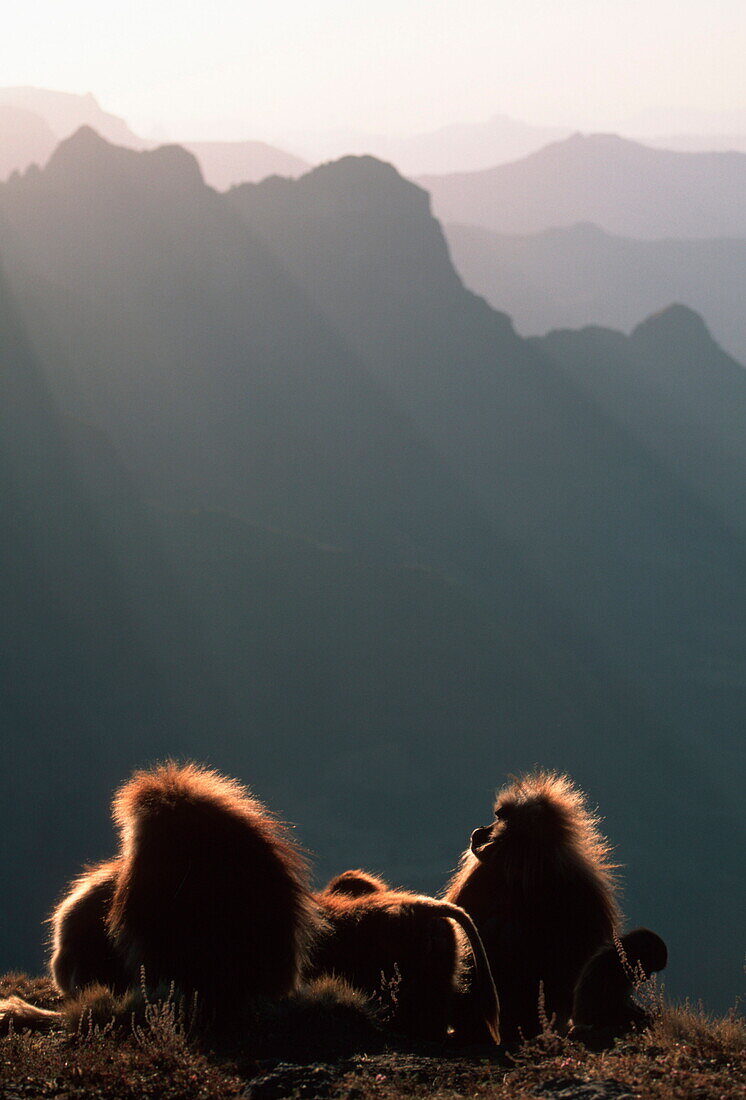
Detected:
left=624, top=105, right=746, bottom=146
left=532, top=305, right=746, bottom=540
left=283, top=114, right=570, bottom=175
left=643, top=132, right=746, bottom=154
left=419, top=133, right=746, bottom=238
left=0, top=131, right=744, bottom=1010
left=0, top=105, right=57, bottom=178
left=279, top=111, right=746, bottom=174
left=179, top=141, right=309, bottom=188
left=0, top=86, right=146, bottom=146
left=445, top=221, right=746, bottom=364
left=4, top=87, right=746, bottom=191
left=0, top=88, right=308, bottom=187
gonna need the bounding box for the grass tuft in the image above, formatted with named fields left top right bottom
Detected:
left=0, top=972, right=743, bottom=1099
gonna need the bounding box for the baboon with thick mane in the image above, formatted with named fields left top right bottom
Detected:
left=446, top=770, right=621, bottom=1045
left=1, top=762, right=323, bottom=1031
left=308, top=870, right=501, bottom=1044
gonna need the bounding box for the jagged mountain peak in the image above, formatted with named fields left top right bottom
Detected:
left=631, top=303, right=716, bottom=346
left=311, top=153, right=408, bottom=182
left=39, top=126, right=204, bottom=191
left=0, top=86, right=146, bottom=147
left=231, top=151, right=514, bottom=333
left=253, top=153, right=427, bottom=207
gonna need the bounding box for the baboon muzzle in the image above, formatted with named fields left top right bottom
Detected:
left=470, top=826, right=492, bottom=856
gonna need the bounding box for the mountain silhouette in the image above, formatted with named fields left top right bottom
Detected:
left=644, top=131, right=746, bottom=154
left=0, top=105, right=57, bottom=179
left=287, top=114, right=569, bottom=175
left=445, top=221, right=746, bottom=365
left=0, top=88, right=313, bottom=188
left=418, top=133, right=746, bottom=237
left=533, top=305, right=746, bottom=537
left=0, top=87, right=146, bottom=147
left=2, top=129, right=502, bottom=573
left=181, top=140, right=309, bottom=189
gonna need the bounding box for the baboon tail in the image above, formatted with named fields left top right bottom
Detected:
left=0, top=996, right=61, bottom=1034
left=427, top=900, right=501, bottom=1045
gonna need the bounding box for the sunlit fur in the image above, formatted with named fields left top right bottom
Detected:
left=324, top=869, right=388, bottom=898
left=50, top=860, right=127, bottom=996
left=26, top=761, right=324, bottom=1032
left=446, top=770, right=620, bottom=1045
left=309, top=873, right=500, bottom=1044
left=106, top=761, right=324, bottom=1025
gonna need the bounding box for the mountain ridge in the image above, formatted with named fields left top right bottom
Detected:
left=0, top=87, right=312, bottom=188
left=419, top=133, right=746, bottom=237
left=444, top=220, right=746, bottom=364
left=0, top=86, right=145, bottom=147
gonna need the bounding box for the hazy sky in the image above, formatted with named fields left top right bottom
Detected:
left=3, top=0, right=744, bottom=141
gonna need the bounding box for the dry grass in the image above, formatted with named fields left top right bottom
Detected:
left=0, top=973, right=743, bottom=1100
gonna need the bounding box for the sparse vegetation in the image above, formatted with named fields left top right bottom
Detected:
left=1, top=974, right=742, bottom=1099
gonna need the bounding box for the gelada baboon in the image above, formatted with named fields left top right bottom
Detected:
left=446, top=771, right=621, bottom=1045
left=50, top=860, right=128, bottom=997
left=324, top=870, right=389, bottom=898
left=1, top=762, right=323, bottom=1032
left=569, top=927, right=668, bottom=1048
left=307, top=870, right=501, bottom=1044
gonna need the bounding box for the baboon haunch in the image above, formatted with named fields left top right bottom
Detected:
left=51, top=860, right=127, bottom=996
left=106, top=762, right=321, bottom=1022
left=446, top=771, right=620, bottom=1045
left=2, top=762, right=322, bottom=1032
left=570, top=927, right=668, bottom=1047
left=308, top=872, right=500, bottom=1044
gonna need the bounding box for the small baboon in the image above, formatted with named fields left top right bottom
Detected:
left=446, top=771, right=621, bottom=1045
left=324, top=869, right=388, bottom=898
left=308, top=872, right=500, bottom=1044
left=1, top=762, right=323, bottom=1032
left=569, top=927, right=668, bottom=1047
left=50, top=860, right=128, bottom=996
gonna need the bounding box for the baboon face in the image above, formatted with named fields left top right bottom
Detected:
left=469, top=805, right=510, bottom=858
left=469, top=798, right=555, bottom=859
